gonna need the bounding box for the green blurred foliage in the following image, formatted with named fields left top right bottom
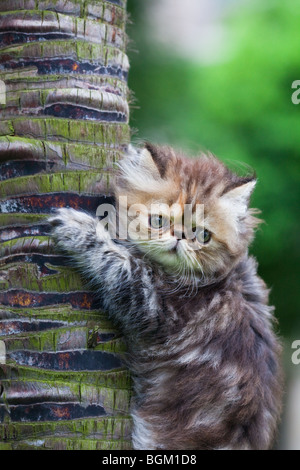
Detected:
left=127, top=0, right=300, bottom=337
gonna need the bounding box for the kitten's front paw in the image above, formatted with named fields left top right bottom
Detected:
left=49, top=208, right=99, bottom=254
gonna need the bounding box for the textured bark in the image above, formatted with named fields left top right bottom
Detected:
left=0, top=0, right=132, bottom=450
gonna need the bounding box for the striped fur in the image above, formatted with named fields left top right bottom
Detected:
left=49, top=144, right=282, bottom=450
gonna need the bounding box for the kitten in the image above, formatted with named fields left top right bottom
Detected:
left=50, top=143, right=282, bottom=450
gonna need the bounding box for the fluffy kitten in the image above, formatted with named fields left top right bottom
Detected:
left=50, top=143, right=282, bottom=450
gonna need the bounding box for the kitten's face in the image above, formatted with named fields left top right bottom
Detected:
left=115, top=144, right=260, bottom=284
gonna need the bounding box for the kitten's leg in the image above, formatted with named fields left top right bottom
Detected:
left=49, top=208, right=157, bottom=334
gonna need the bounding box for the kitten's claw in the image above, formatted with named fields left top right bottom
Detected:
left=49, top=208, right=99, bottom=254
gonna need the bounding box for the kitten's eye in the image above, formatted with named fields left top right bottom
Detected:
left=149, top=215, right=168, bottom=229
left=196, top=228, right=211, bottom=244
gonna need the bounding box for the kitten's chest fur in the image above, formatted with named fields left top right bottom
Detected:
left=139, top=256, right=245, bottom=348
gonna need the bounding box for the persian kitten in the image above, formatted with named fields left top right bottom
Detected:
left=50, top=143, right=282, bottom=450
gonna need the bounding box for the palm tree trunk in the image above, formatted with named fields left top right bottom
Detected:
left=0, top=0, right=132, bottom=450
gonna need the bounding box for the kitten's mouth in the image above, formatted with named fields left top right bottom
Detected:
left=170, top=240, right=179, bottom=254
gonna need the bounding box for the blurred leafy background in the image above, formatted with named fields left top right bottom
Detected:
left=126, top=0, right=300, bottom=449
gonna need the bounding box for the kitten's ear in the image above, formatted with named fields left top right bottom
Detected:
left=221, top=179, right=256, bottom=214
left=116, top=144, right=172, bottom=194
left=143, top=142, right=170, bottom=178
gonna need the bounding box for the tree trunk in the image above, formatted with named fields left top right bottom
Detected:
left=0, top=0, right=132, bottom=450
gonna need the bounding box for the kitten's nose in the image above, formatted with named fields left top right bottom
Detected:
left=172, top=225, right=186, bottom=240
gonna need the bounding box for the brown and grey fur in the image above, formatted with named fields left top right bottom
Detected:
left=50, top=144, right=283, bottom=450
